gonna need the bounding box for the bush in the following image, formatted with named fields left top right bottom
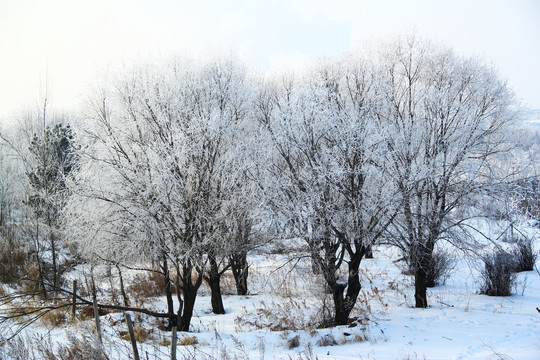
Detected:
left=425, top=250, right=454, bottom=287
left=287, top=335, right=300, bottom=349
left=316, top=334, right=337, bottom=347
left=513, top=239, right=537, bottom=272
left=480, top=251, right=517, bottom=296
left=399, top=249, right=454, bottom=287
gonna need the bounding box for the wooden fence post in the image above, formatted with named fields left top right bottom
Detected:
left=71, top=280, right=77, bottom=320
left=171, top=326, right=177, bottom=360
left=91, top=273, right=102, bottom=344
left=125, top=313, right=140, bottom=360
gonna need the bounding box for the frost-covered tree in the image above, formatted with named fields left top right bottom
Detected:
left=377, top=35, right=517, bottom=308
left=66, top=56, right=252, bottom=330
left=256, top=57, right=397, bottom=325
left=0, top=132, right=24, bottom=284
left=212, top=140, right=263, bottom=297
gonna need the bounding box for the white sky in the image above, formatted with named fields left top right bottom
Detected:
left=1, top=0, right=539, bottom=121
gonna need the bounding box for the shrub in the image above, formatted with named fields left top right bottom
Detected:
left=287, top=335, right=300, bottom=349
left=513, top=239, right=537, bottom=272
left=316, top=334, right=337, bottom=347
left=398, top=249, right=454, bottom=287
left=425, top=250, right=454, bottom=287
left=480, top=251, right=517, bottom=296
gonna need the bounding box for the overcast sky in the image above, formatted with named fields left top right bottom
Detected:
left=1, top=0, right=539, bottom=121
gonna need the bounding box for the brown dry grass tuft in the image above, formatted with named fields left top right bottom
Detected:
left=129, top=272, right=177, bottom=306
left=77, top=305, right=111, bottom=321
left=0, top=246, right=26, bottom=284
left=40, top=307, right=68, bottom=327
left=120, top=326, right=149, bottom=343
left=179, top=335, right=198, bottom=346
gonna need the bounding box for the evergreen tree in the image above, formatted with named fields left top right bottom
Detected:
left=26, top=123, right=77, bottom=292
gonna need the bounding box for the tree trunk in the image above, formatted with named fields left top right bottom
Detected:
left=208, top=276, right=225, bottom=314
left=206, top=254, right=225, bottom=314
left=332, top=282, right=348, bottom=325
left=413, top=240, right=435, bottom=308
left=178, top=262, right=203, bottom=332
left=333, top=254, right=363, bottom=325
left=116, top=264, right=130, bottom=307
left=35, top=255, right=48, bottom=299
left=179, top=281, right=198, bottom=331
left=230, top=252, right=249, bottom=296
left=163, top=259, right=176, bottom=329
left=50, top=232, right=59, bottom=291
left=414, top=266, right=428, bottom=308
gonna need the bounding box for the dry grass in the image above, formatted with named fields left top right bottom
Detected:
left=7, top=305, right=40, bottom=323
left=6, top=302, right=71, bottom=327
left=120, top=326, right=149, bottom=343
left=129, top=272, right=168, bottom=299
left=338, top=333, right=369, bottom=345
left=235, top=298, right=319, bottom=332
left=133, top=326, right=149, bottom=343
left=21, top=264, right=42, bottom=294
left=40, top=307, right=68, bottom=327
left=179, top=335, right=198, bottom=346
left=0, top=245, right=26, bottom=284
left=218, top=271, right=237, bottom=295
left=77, top=305, right=112, bottom=321
left=78, top=305, right=95, bottom=321
left=316, top=333, right=337, bottom=347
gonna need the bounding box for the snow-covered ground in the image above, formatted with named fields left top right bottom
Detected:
left=166, top=248, right=538, bottom=360
left=2, top=225, right=539, bottom=360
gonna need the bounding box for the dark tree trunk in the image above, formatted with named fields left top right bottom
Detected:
left=332, top=283, right=348, bottom=325
left=414, top=242, right=434, bottom=308
left=206, top=254, right=225, bottom=314
left=107, top=264, right=117, bottom=304
left=230, top=251, right=249, bottom=296
left=318, top=239, right=364, bottom=326
left=179, top=287, right=197, bottom=332
left=179, top=265, right=201, bottom=331
left=34, top=254, right=48, bottom=299
left=414, top=266, right=428, bottom=308
left=163, top=259, right=176, bottom=329
left=333, top=254, right=363, bottom=325
left=50, top=232, right=59, bottom=291
left=116, top=264, right=129, bottom=307
left=208, top=276, right=225, bottom=314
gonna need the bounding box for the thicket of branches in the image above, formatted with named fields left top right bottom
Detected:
left=0, top=35, right=535, bottom=340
